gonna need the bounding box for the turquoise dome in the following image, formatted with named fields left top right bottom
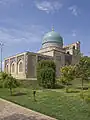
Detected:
left=42, top=31, right=63, bottom=46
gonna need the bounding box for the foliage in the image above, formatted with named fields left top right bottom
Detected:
left=75, top=57, right=90, bottom=90
left=37, top=60, right=56, bottom=88
left=37, top=60, right=56, bottom=71
left=0, top=72, right=9, bottom=88
left=0, top=72, right=20, bottom=95
left=82, top=56, right=90, bottom=73
left=66, top=88, right=80, bottom=93
left=60, top=65, right=75, bottom=92
left=0, top=72, right=9, bottom=80
left=38, top=67, right=55, bottom=88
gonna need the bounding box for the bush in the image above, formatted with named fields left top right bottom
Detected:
left=66, top=88, right=80, bottom=93
left=0, top=72, right=20, bottom=95
left=37, top=60, right=56, bottom=88
left=3, top=75, right=20, bottom=88
left=37, top=60, right=56, bottom=71
left=38, top=67, right=55, bottom=88
left=0, top=72, right=9, bottom=88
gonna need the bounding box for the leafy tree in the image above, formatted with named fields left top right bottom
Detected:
left=0, top=72, right=20, bottom=95
left=37, top=60, right=56, bottom=88
left=82, top=56, right=90, bottom=73
left=60, top=65, right=75, bottom=92
left=0, top=72, right=9, bottom=88
left=4, top=74, right=20, bottom=95
left=75, top=57, right=90, bottom=90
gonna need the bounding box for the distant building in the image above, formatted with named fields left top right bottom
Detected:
left=4, top=28, right=80, bottom=79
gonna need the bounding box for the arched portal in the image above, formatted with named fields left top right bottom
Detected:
left=18, top=60, right=23, bottom=73
left=11, top=62, right=15, bottom=73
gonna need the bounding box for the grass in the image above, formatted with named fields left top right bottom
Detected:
left=0, top=88, right=90, bottom=120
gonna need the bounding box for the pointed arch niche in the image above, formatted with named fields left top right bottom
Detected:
left=11, top=62, right=16, bottom=74
left=18, top=59, right=23, bottom=73
left=6, top=64, right=9, bottom=73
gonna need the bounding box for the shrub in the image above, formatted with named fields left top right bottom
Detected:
left=66, top=88, right=80, bottom=93
left=0, top=72, right=20, bottom=95
left=38, top=67, right=55, bottom=88
left=0, top=72, right=9, bottom=80
left=37, top=60, right=56, bottom=88
left=37, top=60, right=56, bottom=71
left=0, top=72, right=9, bottom=88
left=5, top=75, right=20, bottom=94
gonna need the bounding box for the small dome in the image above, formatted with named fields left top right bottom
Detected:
left=42, top=30, right=63, bottom=48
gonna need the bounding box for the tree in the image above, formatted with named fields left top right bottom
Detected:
left=75, top=57, right=90, bottom=90
left=0, top=72, right=9, bottom=88
left=33, top=90, right=36, bottom=101
left=60, top=65, right=75, bottom=92
left=6, top=75, right=20, bottom=95
left=82, top=56, right=90, bottom=73
left=0, top=72, right=20, bottom=95
left=37, top=60, right=56, bottom=88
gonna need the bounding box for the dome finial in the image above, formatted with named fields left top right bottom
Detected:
left=52, top=25, right=54, bottom=31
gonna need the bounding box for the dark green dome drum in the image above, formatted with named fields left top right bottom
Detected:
left=42, top=30, right=63, bottom=48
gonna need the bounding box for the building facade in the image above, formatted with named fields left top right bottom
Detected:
left=4, top=28, right=80, bottom=79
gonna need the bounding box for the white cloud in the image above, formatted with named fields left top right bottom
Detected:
left=0, top=0, right=19, bottom=5
left=0, top=25, right=46, bottom=45
left=35, top=0, right=63, bottom=13
left=68, top=5, right=80, bottom=16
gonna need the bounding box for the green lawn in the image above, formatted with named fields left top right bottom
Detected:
left=0, top=88, right=90, bottom=120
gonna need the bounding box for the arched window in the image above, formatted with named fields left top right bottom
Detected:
left=19, top=61, right=23, bottom=72
left=67, top=51, right=70, bottom=54
left=11, top=63, right=15, bottom=73
left=73, top=46, right=75, bottom=49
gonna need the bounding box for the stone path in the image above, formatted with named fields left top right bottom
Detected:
left=0, top=98, right=57, bottom=120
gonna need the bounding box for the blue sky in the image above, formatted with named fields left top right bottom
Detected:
left=0, top=0, right=90, bottom=63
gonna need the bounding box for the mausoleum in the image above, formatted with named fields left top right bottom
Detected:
left=4, top=28, right=80, bottom=79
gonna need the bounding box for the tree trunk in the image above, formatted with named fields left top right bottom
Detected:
left=66, top=83, right=69, bottom=93
left=81, top=79, right=84, bottom=91
left=81, top=78, right=84, bottom=100
left=10, top=88, right=12, bottom=96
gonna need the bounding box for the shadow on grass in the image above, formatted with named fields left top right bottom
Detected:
left=12, top=92, right=27, bottom=96
left=66, top=90, right=80, bottom=93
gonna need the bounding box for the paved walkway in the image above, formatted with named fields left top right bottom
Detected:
left=0, top=98, right=57, bottom=120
